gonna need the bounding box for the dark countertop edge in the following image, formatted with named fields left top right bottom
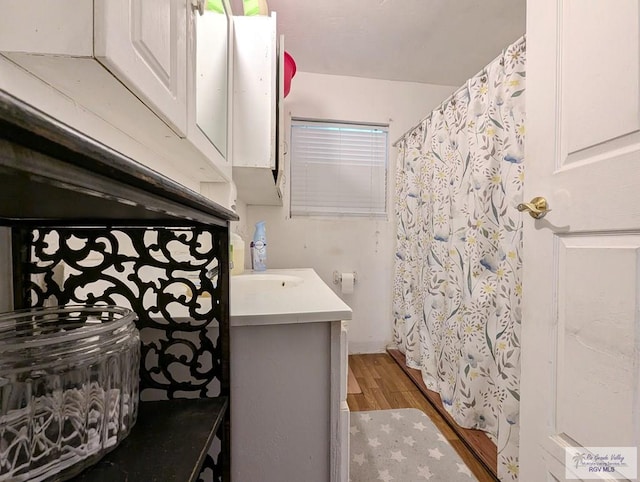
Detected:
left=0, top=90, right=239, bottom=223
left=187, top=397, right=229, bottom=482
left=184, top=397, right=228, bottom=482
left=69, top=397, right=229, bottom=482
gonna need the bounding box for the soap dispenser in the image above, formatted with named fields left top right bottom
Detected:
left=251, top=221, right=267, bottom=271
left=230, top=232, right=245, bottom=275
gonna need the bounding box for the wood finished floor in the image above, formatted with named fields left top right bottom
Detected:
left=386, top=349, right=498, bottom=476
left=347, top=353, right=497, bottom=482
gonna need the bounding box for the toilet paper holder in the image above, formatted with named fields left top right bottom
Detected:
left=333, top=271, right=357, bottom=285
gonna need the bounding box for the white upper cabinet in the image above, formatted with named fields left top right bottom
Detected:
left=94, top=0, right=188, bottom=136
left=189, top=1, right=231, bottom=169
left=0, top=0, right=231, bottom=183
left=0, top=1, right=93, bottom=56
left=233, top=14, right=277, bottom=170
left=232, top=13, right=284, bottom=205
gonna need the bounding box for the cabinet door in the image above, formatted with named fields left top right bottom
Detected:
left=275, top=34, right=285, bottom=201
left=186, top=0, right=231, bottom=179
left=94, top=0, right=187, bottom=136
left=233, top=14, right=277, bottom=169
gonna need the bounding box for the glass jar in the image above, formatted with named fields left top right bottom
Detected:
left=0, top=305, right=140, bottom=482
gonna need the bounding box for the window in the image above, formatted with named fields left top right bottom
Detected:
left=290, top=119, right=388, bottom=217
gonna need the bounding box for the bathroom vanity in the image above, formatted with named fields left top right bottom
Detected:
left=230, top=269, right=352, bottom=482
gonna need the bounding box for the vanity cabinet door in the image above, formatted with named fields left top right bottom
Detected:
left=94, top=0, right=188, bottom=136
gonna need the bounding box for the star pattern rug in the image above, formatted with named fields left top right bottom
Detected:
left=350, top=408, right=478, bottom=481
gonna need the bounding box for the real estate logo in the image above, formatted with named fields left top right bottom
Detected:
left=565, top=446, right=637, bottom=480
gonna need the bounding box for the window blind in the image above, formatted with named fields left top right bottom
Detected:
left=290, top=120, right=388, bottom=217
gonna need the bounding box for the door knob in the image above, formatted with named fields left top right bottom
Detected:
left=517, top=196, right=551, bottom=219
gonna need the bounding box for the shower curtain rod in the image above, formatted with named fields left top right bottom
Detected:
left=391, top=73, right=478, bottom=148
left=391, top=34, right=526, bottom=148
left=391, top=86, right=462, bottom=148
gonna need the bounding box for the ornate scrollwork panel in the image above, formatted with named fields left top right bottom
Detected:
left=18, top=226, right=227, bottom=400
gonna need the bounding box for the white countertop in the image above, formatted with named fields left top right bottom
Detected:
left=230, top=268, right=352, bottom=327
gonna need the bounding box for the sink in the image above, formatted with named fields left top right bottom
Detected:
left=227, top=268, right=353, bottom=326
left=231, top=273, right=304, bottom=289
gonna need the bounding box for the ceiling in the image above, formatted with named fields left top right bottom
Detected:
left=230, top=0, right=526, bottom=86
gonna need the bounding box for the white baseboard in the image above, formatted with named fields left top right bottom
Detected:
left=347, top=341, right=388, bottom=354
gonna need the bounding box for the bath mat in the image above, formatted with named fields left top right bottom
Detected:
left=350, top=409, right=478, bottom=481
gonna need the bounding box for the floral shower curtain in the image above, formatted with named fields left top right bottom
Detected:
left=393, top=37, right=525, bottom=481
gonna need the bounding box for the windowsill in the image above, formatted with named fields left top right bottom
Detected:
left=290, top=213, right=389, bottom=221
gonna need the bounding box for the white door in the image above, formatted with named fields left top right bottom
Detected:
left=94, top=0, right=187, bottom=136
left=520, top=1, right=640, bottom=480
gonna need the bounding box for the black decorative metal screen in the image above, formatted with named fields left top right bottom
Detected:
left=13, top=225, right=230, bottom=480
left=198, top=434, right=224, bottom=482
left=14, top=226, right=228, bottom=400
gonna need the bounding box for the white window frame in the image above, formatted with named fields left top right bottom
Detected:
left=289, top=119, right=388, bottom=218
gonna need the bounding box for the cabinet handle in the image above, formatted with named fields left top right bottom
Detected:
left=191, top=0, right=205, bottom=15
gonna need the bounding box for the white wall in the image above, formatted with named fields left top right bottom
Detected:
left=244, top=72, right=456, bottom=353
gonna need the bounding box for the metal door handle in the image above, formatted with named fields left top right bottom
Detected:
left=517, top=196, right=551, bottom=219
left=192, top=0, right=205, bottom=15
